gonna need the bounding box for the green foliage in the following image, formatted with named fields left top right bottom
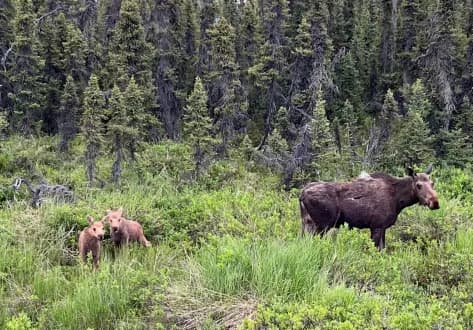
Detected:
left=183, top=76, right=215, bottom=177
left=380, top=81, right=434, bottom=169
left=108, top=85, right=126, bottom=183
left=266, top=128, right=289, bottom=155
left=308, top=92, right=338, bottom=178
left=8, top=0, right=44, bottom=135
left=5, top=313, right=36, bottom=330
left=106, top=0, right=153, bottom=90
left=207, top=17, right=247, bottom=154
left=5, top=0, right=473, bottom=325
left=123, top=76, right=156, bottom=162
left=81, top=74, right=106, bottom=184
left=3, top=136, right=473, bottom=328
left=58, top=75, right=81, bottom=153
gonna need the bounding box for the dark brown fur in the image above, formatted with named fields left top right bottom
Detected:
left=299, top=167, right=439, bottom=249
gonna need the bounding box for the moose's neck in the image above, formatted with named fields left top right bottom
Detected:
left=21, top=178, right=35, bottom=194
left=395, top=177, right=418, bottom=212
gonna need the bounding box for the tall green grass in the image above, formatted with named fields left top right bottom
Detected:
left=3, top=136, right=473, bottom=329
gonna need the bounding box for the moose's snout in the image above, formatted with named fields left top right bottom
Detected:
left=429, top=199, right=440, bottom=210
left=112, top=227, right=119, bottom=233
left=97, top=234, right=104, bottom=241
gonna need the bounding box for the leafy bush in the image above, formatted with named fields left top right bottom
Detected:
left=5, top=313, right=36, bottom=330
left=0, top=183, right=14, bottom=206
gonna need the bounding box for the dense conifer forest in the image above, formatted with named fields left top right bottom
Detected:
left=2, top=0, right=473, bottom=177
left=3, top=0, right=473, bottom=329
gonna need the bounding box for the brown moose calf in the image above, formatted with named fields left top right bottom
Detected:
left=78, top=216, right=105, bottom=270
left=104, top=208, right=151, bottom=247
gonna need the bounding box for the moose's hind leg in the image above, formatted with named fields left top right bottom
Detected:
left=370, top=228, right=386, bottom=250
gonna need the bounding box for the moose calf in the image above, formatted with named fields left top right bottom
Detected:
left=104, top=208, right=151, bottom=247
left=79, top=215, right=105, bottom=270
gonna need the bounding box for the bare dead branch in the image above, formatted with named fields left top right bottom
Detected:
left=1, top=45, right=13, bottom=72
left=35, top=4, right=68, bottom=25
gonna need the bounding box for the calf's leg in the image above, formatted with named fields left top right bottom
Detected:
left=92, top=248, right=100, bottom=270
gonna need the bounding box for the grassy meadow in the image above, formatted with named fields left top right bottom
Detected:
left=2, top=136, right=473, bottom=329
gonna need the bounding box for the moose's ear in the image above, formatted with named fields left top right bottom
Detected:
left=425, top=164, right=433, bottom=175
left=117, top=207, right=123, bottom=215
left=406, top=166, right=416, bottom=177
left=87, top=215, right=94, bottom=225
left=106, top=209, right=112, bottom=214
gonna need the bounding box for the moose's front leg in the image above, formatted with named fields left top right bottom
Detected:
left=370, top=228, right=386, bottom=250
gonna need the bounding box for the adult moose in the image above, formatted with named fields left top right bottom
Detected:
left=299, top=165, right=439, bottom=249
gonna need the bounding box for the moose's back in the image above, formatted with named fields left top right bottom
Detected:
left=300, top=176, right=397, bottom=231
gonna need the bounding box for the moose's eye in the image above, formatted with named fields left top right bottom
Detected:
left=93, top=228, right=96, bottom=231
left=416, top=183, right=422, bottom=190
left=118, top=219, right=121, bottom=222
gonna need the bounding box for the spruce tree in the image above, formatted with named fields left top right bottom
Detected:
left=309, top=92, right=337, bottom=178
left=81, top=74, right=106, bottom=185
left=8, top=0, right=44, bottom=135
left=123, top=76, right=152, bottom=162
left=239, top=0, right=260, bottom=76
left=391, top=111, right=434, bottom=167
left=339, top=99, right=359, bottom=166
left=268, top=129, right=289, bottom=156
left=248, top=0, right=289, bottom=148
left=183, top=77, right=214, bottom=177
left=108, top=85, right=126, bottom=184
left=39, top=13, right=87, bottom=134
left=58, top=76, right=81, bottom=153
left=38, top=12, right=66, bottom=133
left=328, top=0, right=354, bottom=50
left=332, top=51, right=362, bottom=119
left=307, top=1, right=332, bottom=97
left=417, top=0, right=457, bottom=130
left=381, top=81, right=434, bottom=169
left=107, top=0, right=153, bottom=98
left=241, top=134, right=254, bottom=161
left=151, top=0, right=186, bottom=139
left=364, top=89, right=400, bottom=167
left=207, top=17, right=247, bottom=155
left=398, top=0, right=421, bottom=85
left=287, top=15, right=313, bottom=138
left=0, top=0, right=14, bottom=115
left=61, top=16, right=87, bottom=84
left=197, top=0, right=219, bottom=76
left=439, top=96, right=473, bottom=165
left=350, top=0, right=382, bottom=113
left=283, top=123, right=311, bottom=189
left=180, top=0, right=199, bottom=95
left=273, top=106, right=293, bottom=142
left=455, top=96, right=473, bottom=146
left=239, top=0, right=261, bottom=130
left=379, top=0, right=399, bottom=91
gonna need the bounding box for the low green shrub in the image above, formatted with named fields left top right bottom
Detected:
left=5, top=312, right=36, bottom=330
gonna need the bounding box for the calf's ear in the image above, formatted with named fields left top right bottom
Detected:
left=424, top=164, right=433, bottom=175
left=406, top=166, right=416, bottom=177
left=87, top=215, right=94, bottom=225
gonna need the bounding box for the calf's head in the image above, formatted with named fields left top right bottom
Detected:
left=407, top=165, right=439, bottom=210
left=105, top=208, right=125, bottom=234
left=87, top=215, right=105, bottom=241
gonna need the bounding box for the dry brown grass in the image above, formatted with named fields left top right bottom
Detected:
left=165, top=285, right=257, bottom=329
